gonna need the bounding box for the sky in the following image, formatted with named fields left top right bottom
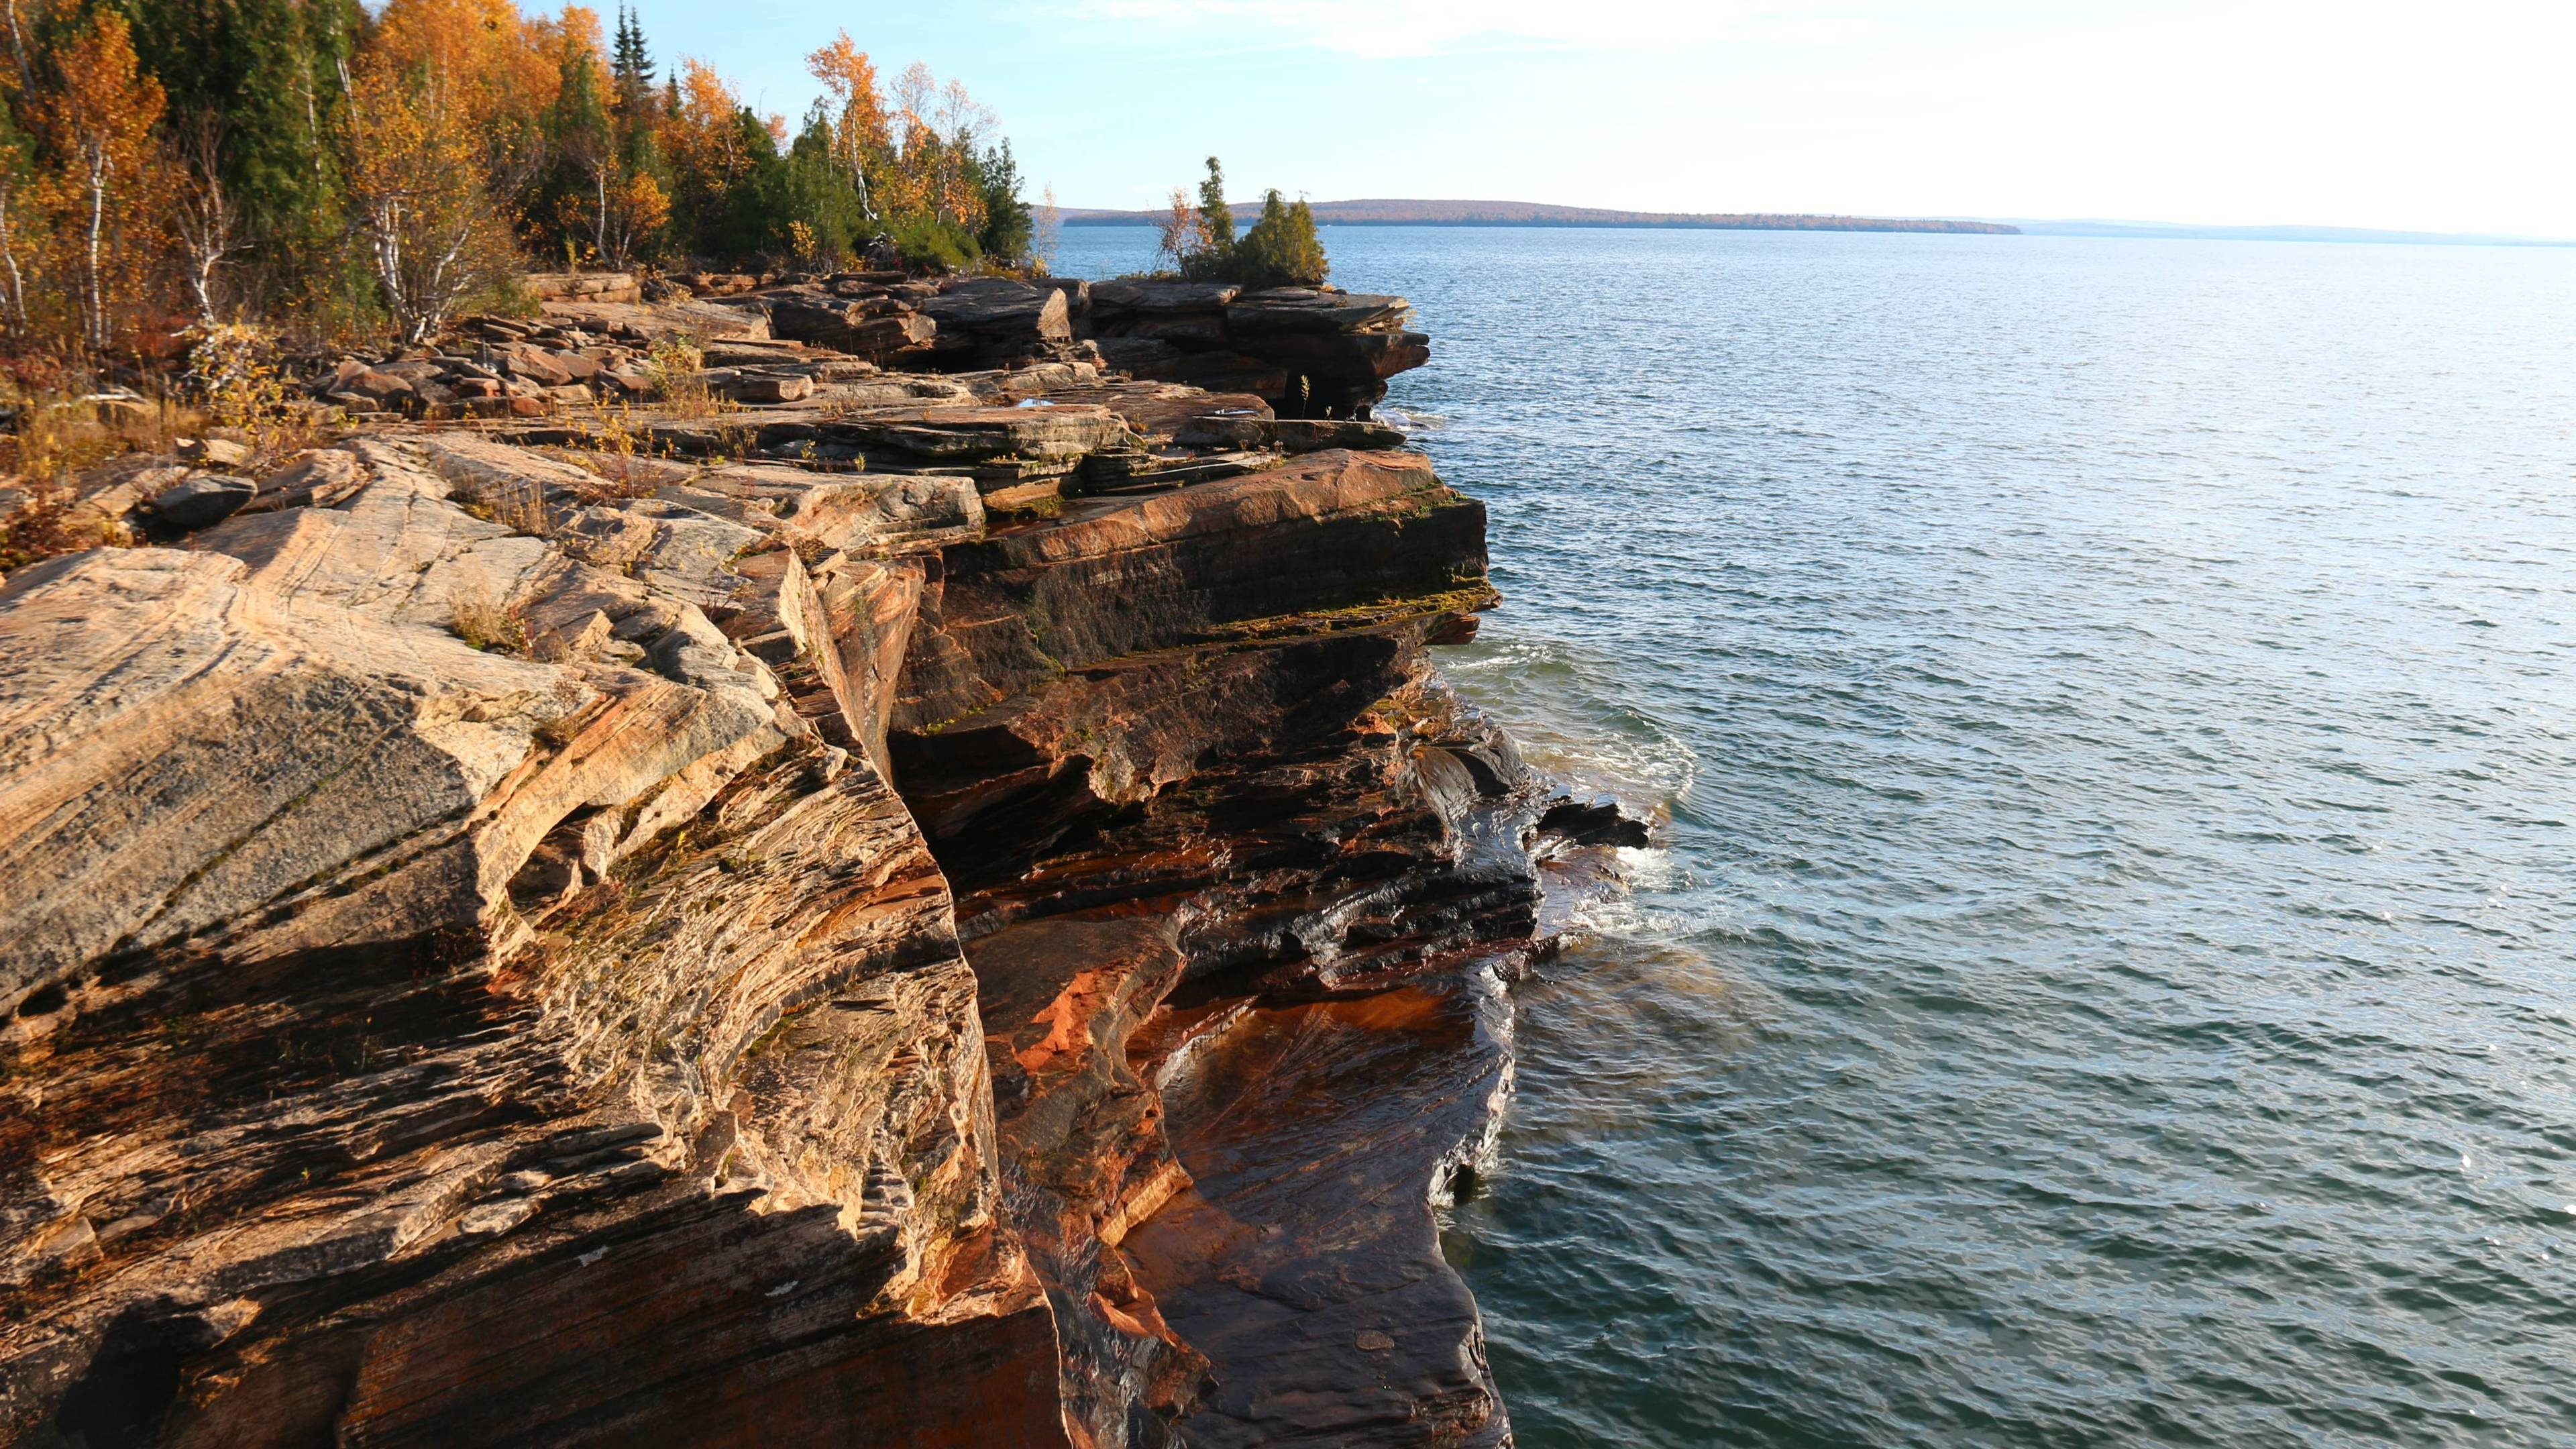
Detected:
left=619, top=0, right=2576, bottom=237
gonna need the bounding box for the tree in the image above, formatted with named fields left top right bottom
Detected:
left=1185, top=155, right=1232, bottom=274
left=532, top=11, right=612, bottom=264
left=342, top=58, right=514, bottom=341
left=370, top=0, right=557, bottom=183
left=755, top=112, right=863, bottom=266
left=32, top=9, right=164, bottom=350
left=1154, top=185, right=1191, bottom=272
left=1166, top=160, right=1330, bottom=289
left=973, top=140, right=1030, bottom=266
left=1234, top=190, right=1326, bottom=288
left=166, top=113, right=239, bottom=324
left=661, top=56, right=755, bottom=255
left=0, top=90, right=32, bottom=332
left=119, top=0, right=363, bottom=307
left=804, top=30, right=884, bottom=222
left=610, top=3, right=653, bottom=110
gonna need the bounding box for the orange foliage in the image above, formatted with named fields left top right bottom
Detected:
left=876, top=62, right=986, bottom=236
left=27, top=10, right=164, bottom=350
left=370, top=0, right=559, bottom=150
left=806, top=31, right=889, bottom=205
left=662, top=57, right=751, bottom=192
left=343, top=56, right=509, bottom=341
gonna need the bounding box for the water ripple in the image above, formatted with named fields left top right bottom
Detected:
left=1053, top=227, right=2576, bottom=1446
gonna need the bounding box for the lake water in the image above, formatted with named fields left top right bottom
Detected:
left=1052, top=225, right=2576, bottom=1446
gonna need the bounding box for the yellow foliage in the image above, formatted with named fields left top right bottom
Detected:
left=372, top=0, right=558, bottom=147
left=343, top=58, right=516, bottom=341
left=27, top=10, right=165, bottom=351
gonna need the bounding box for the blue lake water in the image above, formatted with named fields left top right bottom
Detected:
left=1052, top=225, right=2576, bottom=1446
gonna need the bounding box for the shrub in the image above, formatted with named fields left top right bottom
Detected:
left=888, top=212, right=979, bottom=273
left=1234, top=191, right=1328, bottom=288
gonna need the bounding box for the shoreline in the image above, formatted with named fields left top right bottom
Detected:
left=0, top=270, right=1643, bottom=1443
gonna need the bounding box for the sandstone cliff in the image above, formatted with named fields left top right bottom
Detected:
left=0, top=279, right=1633, bottom=1447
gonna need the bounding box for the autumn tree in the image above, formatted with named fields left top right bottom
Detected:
left=1154, top=186, right=1191, bottom=272
left=661, top=57, right=755, bottom=255
left=165, top=114, right=239, bottom=324
left=342, top=58, right=514, bottom=341
left=0, top=86, right=31, bottom=332
left=32, top=10, right=165, bottom=350
left=370, top=0, right=559, bottom=160
left=805, top=30, right=885, bottom=221
left=0, top=7, right=1038, bottom=354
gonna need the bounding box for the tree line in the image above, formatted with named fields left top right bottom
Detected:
left=0, top=0, right=1036, bottom=357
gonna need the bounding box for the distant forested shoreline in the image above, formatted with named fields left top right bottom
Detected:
left=1063, top=200, right=2018, bottom=234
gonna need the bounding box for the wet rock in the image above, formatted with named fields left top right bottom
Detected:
left=1124, top=973, right=1515, bottom=1448
left=1536, top=794, right=1653, bottom=848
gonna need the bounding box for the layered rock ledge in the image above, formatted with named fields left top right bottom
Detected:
left=0, top=282, right=1634, bottom=1447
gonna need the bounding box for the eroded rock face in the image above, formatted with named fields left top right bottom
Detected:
left=0, top=435, right=1056, bottom=1447
left=1, top=292, right=1628, bottom=1446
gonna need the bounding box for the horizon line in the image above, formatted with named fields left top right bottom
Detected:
left=1055, top=199, right=2575, bottom=248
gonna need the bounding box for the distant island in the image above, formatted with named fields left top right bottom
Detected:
left=1063, top=199, right=2019, bottom=234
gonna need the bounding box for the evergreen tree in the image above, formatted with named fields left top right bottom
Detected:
left=972, top=139, right=1030, bottom=265
left=1185, top=154, right=1232, bottom=274
left=531, top=19, right=611, bottom=264
left=1234, top=189, right=1326, bottom=287
left=758, top=112, right=863, bottom=266
left=116, top=0, right=360, bottom=309
left=610, top=4, right=653, bottom=106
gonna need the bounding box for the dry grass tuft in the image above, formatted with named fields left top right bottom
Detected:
left=449, top=587, right=531, bottom=654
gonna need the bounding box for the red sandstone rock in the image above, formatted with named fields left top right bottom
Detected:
left=0, top=299, right=1625, bottom=1448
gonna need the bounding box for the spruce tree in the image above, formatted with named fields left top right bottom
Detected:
left=1235, top=190, right=1327, bottom=288
left=973, top=140, right=1030, bottom=265
left=116, top=0, right=360, bottom=310
left=534, top=23, right=613, bottom=265
left=612, top=7, right=655, bottom=115
left=1190, top=155, right=1233, bottom=269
